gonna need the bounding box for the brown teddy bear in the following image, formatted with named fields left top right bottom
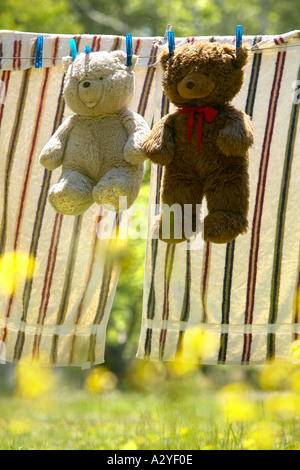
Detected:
left=142, top=41, right=254, bottom=244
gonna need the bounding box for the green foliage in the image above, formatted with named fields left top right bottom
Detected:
left=0, top=0, right=298, bottom=36
left=67, top=0, right=300, bottom=37
left=0, top=0, right=83, bottom=34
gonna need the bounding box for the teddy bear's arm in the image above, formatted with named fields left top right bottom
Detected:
left=39, top=116, right=75, bottom=171
left=120, top=110, right=150, bottom=165
left=142, top=114, right=175, bottom=166
left=217, top=109, right=254, bottom=157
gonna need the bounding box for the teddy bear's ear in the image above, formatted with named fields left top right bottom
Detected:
left=234, top=44, right=249, bottom=68
left=159, top=50, right=171, bottom=71
left=111, top=50, right=127, bottom=65
left=62, top=56, right=73, bottom=73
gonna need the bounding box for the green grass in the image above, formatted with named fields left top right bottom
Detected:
left=1, top=366, right=300, bottom=450
left=0, top=388, right=215, bottom=450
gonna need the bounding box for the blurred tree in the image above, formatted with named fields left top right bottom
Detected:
left=69, top=0, right=299, bottom=37
left=1, top=0, right=298, bottom=37
left=0, top=0, right=83, bottom=34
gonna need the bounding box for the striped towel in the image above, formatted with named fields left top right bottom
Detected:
left=0, top=31, right=299, bottom=368
left=137, top=31, right=300, bottom=365
left=0, top=31, right=166, bottom=367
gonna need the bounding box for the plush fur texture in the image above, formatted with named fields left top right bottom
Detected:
left=143, top=41, right=254, bottom=244
left=39, top=50, right=150, bottom=215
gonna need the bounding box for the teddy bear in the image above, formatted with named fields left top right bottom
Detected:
left=142, top=41, right=254, bottom=244
left=39, top=50, right=150, bottom=215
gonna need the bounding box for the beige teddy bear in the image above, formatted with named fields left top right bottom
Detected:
left=39, top=50, right=150, bottom=215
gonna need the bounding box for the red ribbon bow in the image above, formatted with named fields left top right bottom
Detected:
left=178, top=106, right=218, bottom=153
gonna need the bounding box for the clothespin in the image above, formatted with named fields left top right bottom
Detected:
left=70, top=39, right=78, bottom=62
left=35, top=36, right=43, bottom=69
left=163, top=24, right=172, bottom=44
left=85, top=45, right=92, bottom=54
left=126, top=34, right=133, bottom=67
left=168, top=31, right=175, bottom=58
left=236, top=25, right=243, bottom=50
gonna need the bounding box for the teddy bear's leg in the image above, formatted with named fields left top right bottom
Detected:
left=157, top=166, right=203, bottom=243
left=203, top=159, right=249, bottom=244
left=92, top=164, right=144, bottom=212
left=49, top=169, right=94, bottom=216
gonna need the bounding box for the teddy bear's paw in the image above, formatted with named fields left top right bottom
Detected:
left=49, top=186, right=93, bottom=216
left=204, top=211, right=248, bottom=244
left=93, top=185, right=130, bottom=212
left=217, top=129, right=251, bottom=157
left=124, top=146, right=147, bottom=165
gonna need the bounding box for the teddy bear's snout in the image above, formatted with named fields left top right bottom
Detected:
left=177, top=72, right=215, bottom=100
left=79, top=79, right=103, bottom=108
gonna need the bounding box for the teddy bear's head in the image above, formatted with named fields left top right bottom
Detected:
left=62, top=50, right=137, bottom=117
left=159, top=42, right=248, bottom=108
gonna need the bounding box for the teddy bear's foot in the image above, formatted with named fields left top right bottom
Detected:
left=93, top=185, right=130, bottom=212
left=49, top=171, right=94, bottom=216
left=204, top=211, right=248, bottom=244
left=49, top=187, right=93, bottom=216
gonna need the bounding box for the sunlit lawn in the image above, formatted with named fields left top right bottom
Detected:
left=1, top=200, right=300, bottom=450
left=1, top=360, right=300, bottom=450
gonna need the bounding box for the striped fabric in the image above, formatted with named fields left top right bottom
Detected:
left=137, top=31, right=300, bottom=365
left=0, top=31, right=164, bottom=367
left=0, top=31, right=299, bottom=367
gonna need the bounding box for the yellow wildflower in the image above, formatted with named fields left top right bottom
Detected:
left=85, top=367, right=118, bottom=394
left=122, top=440, right=138, bottom=450
left=243, top=422, right=279, bottom=450
left=218, top=382, right=258, bottom=422
left=265, top=392, right=300, bottom=419
left=0, top=251, right=37, bottom=295
left=289, top=340, right=300, bottom=366
left=178, top=427, right=189, bottom=436
left=125, top=360, right=165, bottom=391
left=166, top=360, right=197, bottom=378
left=181, top=327, right=219, bottom=363
left=287, top=369, right=300, bottom=393
left=258, top=363, right=291, bottom=390
left=16, top=361, right=55, bottom=398
left=9, top=419, right=33, bottom=436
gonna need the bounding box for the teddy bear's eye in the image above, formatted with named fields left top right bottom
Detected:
left=99, top=77, right=103, bottom=80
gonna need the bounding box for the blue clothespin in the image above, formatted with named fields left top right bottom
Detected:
left=85, top=45, right=92, bottom=54
left=236, top=25, right=243, bottom=50
left=168, top=31, right=175, bottom=58
left=35, top=36, right=43, bottom=69
left=70, top=39, right=78, bottom=62
left=126, top=34, right=133, bottom=67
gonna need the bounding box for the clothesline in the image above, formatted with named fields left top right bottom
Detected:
left=1, top=43, right=299, bottom=62
left=0, top=42, right=299, bottom=71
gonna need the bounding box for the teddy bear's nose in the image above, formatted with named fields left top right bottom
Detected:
left=83, top=81, right=91, bottom=88
left=186, top=81, right=196, bottom=90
